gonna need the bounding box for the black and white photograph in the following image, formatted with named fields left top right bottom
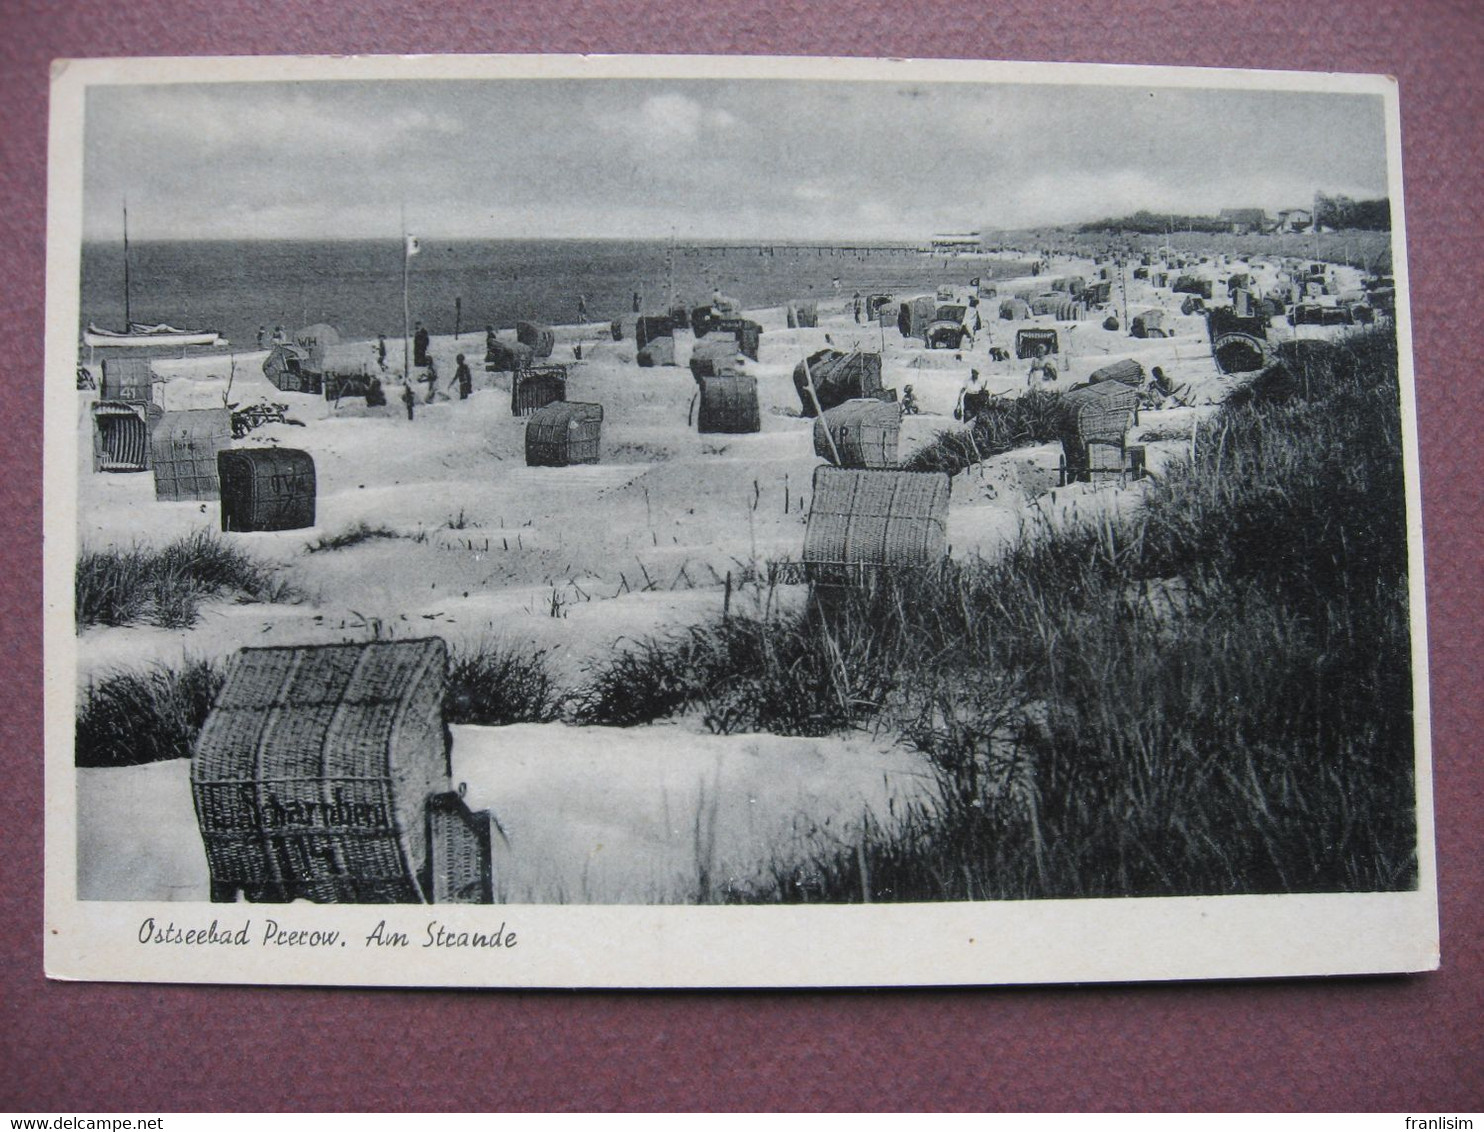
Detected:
left=43, top=54, right=1437, bottom=988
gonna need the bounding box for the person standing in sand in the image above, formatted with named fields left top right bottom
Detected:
left=413, top=321, right=431, bottom=368
left=577, top=295, right=588, bottom=323
left=377, top=333, right=388, bottom=370
left=454, top=354, right=472, bottom=400
left=256, top=326, right=266, bottom=349
left=402, top=382, right=416, bottom=421
left=956, top=369, right=990, bottom=422
left=423, top=358, right=441, bottom=403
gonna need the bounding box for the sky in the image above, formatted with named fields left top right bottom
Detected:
left=82, top=77, right=1392, bottom=242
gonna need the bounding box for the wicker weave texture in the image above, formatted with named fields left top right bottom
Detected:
left=1173, top=275, right=1214, bottom=299
left=1031, top=295, right=1085, bottom=320
left=218, top=447, right=316, bottom=532
left=1062, top=382, right=1138, bottom=446
left=999, top=298, right=1031, bottom=320
left=191, top=638, right=450, bottom=904
left=689, top=335, right=744, bottom=381
left=262, top=345, right=323, bottom=395
left=1207, top=307, right=1270, bottom=341
left=91, top=401, right=158, bottom=472
left=100, top=357, right=154, bottom=402
left=1060, top=384, right=1137, bottom=479
left=486, top=339, right=535, bottom=373
left=786, top=301, right=818, bottom=329
left=813, top=399, right=902, bottom=469
left=511, top=366, right=568, bottom=416
left=896, top=296, right=936, bottom=340
left=697, top=373, right=760, bottom=434
left=1131, top=310, right=1167, bottom=338
left=803, top=467, right=949, bottom=570
left=792, top=350, right=886, bottom=416
left=710, top=318, right=762, bottom=360
left=1088, top=359, right=1146, bottom=387
left=525, top=401, right=603, bottom=466
left=634, top=315, right=674, bottom=350
left=1213, top=333, right=1270, bottom=375
left=151, top=409, right=232, bottom=500
left=1015, top=328, right=1059, bottom=359
left=636, top=336, right=676, bottom=368
left=516, top=321, right=556, bottom=359
left=427, top=791, right=494, bottom=904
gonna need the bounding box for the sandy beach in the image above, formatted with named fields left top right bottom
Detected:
left=72, top=248, right=1368, bottom=904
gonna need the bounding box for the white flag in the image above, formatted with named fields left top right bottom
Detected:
left=405, top=233, right=420, bottom=258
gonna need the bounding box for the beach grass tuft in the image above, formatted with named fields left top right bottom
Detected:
left=76, top=530, right=296, bottom=631
left=444, top=639, right=564, bottom=726
left=76, top=658, right=225, bottom=768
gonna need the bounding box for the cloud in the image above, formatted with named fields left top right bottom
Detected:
left=80, top=78, right=1391, bottom=242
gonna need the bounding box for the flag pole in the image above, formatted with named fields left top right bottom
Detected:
left=122, top=198, right=132, bottom=327
left=401, top=204, right=411, bottom=382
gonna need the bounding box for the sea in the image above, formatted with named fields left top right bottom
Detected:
left=80, top=239, right=1026, bottom=349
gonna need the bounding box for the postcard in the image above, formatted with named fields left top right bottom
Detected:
left=44, top=54, right=1437, bottom=987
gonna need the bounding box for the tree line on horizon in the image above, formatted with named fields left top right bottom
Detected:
left=1073, top=195, right=1392, bottom=236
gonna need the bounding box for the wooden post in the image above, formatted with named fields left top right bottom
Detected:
left=800, top=352, right=842, bottom=465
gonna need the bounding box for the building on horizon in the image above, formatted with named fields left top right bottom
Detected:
left=931, top=231, right=983, bottom=253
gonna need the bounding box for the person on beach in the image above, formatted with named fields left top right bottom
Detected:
left=377, top=334, right=388, bottom=370
left=485, top=324, right=499, bottom=363
left=1028, top=345, right=1058, bottom=385
left=962, top=298, right=982, bottom=349
left=956, top=369, right=990, bottom=422
left=413, top=321, right=431, bottom=367
left=271, top=325, right=286, bottom=346
left=401, top=382, right=416, bottom=421
left=852, top=292, right=862, bottom=323
left=454, top=354, right=472, bottom=400
left=901, top=384, right=921, bottom=415
left=632, top=290, right=642, bottom=313
left=423, top=358, right=441, bottom=403
left=256, top=326, right=266, bottom=349
left=577, top=295, right=588, bottom=323
left=365, top=377, right=387, bottom=408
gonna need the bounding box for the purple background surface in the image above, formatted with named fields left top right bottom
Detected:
left=2, top=1, right=1480, bottom=1112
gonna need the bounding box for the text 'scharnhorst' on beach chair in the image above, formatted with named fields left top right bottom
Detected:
left=190, top=637, right=495, bottom=905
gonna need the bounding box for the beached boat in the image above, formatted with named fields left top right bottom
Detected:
left=84, top=322, right=228, bottom=349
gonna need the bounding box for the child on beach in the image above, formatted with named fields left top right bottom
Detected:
left=454, top=354, right=472, bottom=400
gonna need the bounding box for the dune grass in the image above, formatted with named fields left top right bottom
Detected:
left=76, top=530, right=297, bottom=631
left=590, top=327, right=1416, bottom=901
left=76, top=659, right=225, bottom=768
left=444, top=639, right=564, bottom=726
left=902, top=389, right=1064, bottom=475
left=304, top=521, right=401, bottom=553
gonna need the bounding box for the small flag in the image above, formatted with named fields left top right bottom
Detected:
left=405, top=234, right=421, bottom=258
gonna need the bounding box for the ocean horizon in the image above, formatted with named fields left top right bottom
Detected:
left=80, top=237, right=1023, bottom=350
